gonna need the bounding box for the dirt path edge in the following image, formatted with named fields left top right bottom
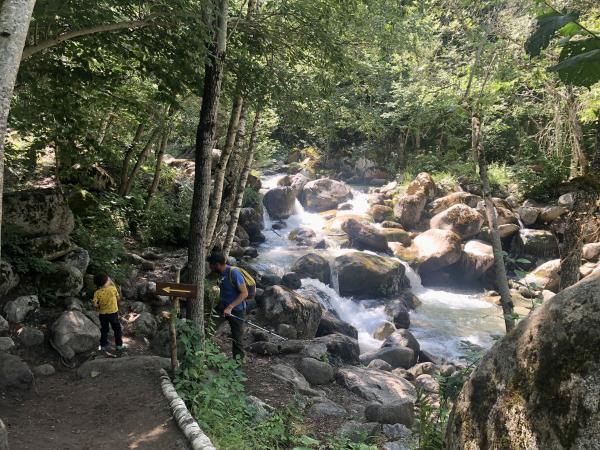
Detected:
left=159, top=369, right=216, bottom=450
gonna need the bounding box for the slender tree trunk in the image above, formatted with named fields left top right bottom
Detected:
left=223, top=109, right=261, bottom=258
left=592, top=110, right=600, bottom=175
left=210, top=105, right=248, bottom=251
left=145, top=130, right=168, bottom=208
left=121, top=126, right=161, bottom=196
left=188, top=0, right=229, bottom=333
left=0, top=0, right=36, bottom=262
left=559, top=180, right=599, bottom=290
left=566, top=90, right=589, bottom=177
left=119, top=123, right=145, bottom=195
left=97, top=109, right=115, bottom=145
left=472, top=114, right=514, bottom=332
left=205, top=97, right=243, bottom=246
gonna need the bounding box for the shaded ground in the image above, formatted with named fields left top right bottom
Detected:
left=0, top=357, right=188, bottom=450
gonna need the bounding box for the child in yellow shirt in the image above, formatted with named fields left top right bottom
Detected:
left=92, top=273, right=125, bottom=352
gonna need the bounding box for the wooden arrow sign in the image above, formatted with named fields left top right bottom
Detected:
left=156, top=281, right=197, bottom=298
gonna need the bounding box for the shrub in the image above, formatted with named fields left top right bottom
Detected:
left=139, top=193, right=190, bottom=247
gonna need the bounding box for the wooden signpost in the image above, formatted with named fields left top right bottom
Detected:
left=156, top=281, right=197, bottom=298
left=158, top=274, right=197, bottom=371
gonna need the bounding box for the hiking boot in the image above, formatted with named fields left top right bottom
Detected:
left=116, top=344, right=127, bottom=352
left=100, top=345, right=110, bottom=352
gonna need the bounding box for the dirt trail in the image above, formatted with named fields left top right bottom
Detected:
left=0, top=360, right=188, bottom=450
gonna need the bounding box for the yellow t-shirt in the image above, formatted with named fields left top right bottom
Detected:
left=93, top=284, right=120, bottom=314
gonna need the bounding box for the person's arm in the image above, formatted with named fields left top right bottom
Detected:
left=92, top=291, right=99, bottom=309
left=223, top=270, right=248, bottom=316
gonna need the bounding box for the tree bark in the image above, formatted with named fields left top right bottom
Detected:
left=188, top=0, right=229, bottom=333
left=223, top=109, right=261, bottom=258
left=97, top=109, right=115, bottom=145
left=559, top=179, right=599, bottom=290
left=472, top=114, right=514, bottom=333
left=205, top=96, right=243, bottom=247
left=0, top=0, right=36, bottom=262
left=592, top=110, right=600, bottom=175
left=118, top=123, right=145, bottom=195
left=121, top=126, right=161, bottom=196
left=566, top=90, right=589, bottom=177
left=145, top=130, right=169, bottom=208
left=210, top=104, right=248, bottom=251
left=21, top=19, right=150, bottom=60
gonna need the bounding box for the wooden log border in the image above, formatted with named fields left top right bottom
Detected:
left=159, top=369, right=216, bottom=450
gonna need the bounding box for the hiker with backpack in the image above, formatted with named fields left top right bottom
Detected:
left=207, top=252, right=256, bottom=361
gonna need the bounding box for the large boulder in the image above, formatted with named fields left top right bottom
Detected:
left=382, top=329, right=420, bottom=358
left=406, top=173, right=436, bottom=200
left=300, top=178, right=353, bottom=212
left=413, top=229, right=462, bottom=274
left=38, top=262, right=83, bottom=297
left=4, top=295, right=39, bottom=323
left=51, top=311, right=101, bottom=359
left=369, top=204, right=394, bottom=223
left=316, top=310, right=358, bottom=339
left=393, top=193, right=426, bottom=229
left=359, top=346, right=415, bottom=370
left=342, top=218, right=389, bottom=253
left=459, top=239, right=494, bottom=281
left=334, top=252, right=407, bottom=298
left=2, top=188, right=74, bottom=237
left=302, top=333, right=361, bottom=365
left=430, top=204, right=484, bottom=239
left=0, top=353, right=33, bottom=390
left=512, top=229, right=559, bottom=260
left=298, top=357, right=334, bottom=385
left=430, top=192, right=482, bottom=215
left=0, top=260, right=19, bottom=296
left=583, top=243, right=600, bottom=262
left=336, top=366, right=417, bottom=405
left=522, top=259, right=561, bottom=291
left=517, top=206, right=540, bottom=226
left=30, top=234, right=75, bottom=260
left=262, top=186, right=297, bottom=220
left=238, top=207, right=265, bottom=243
left=256, top=286, right=322, bottom=339
left=291, top=253, right=331, bottom=285
left=379, top=228, right=412, bottom=246
left=447, top=271, right=600, bottom=450
left=59, top=247, right=90, bottom=274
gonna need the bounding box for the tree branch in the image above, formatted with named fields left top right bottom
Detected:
left=21, top=19, right=151, bottom=60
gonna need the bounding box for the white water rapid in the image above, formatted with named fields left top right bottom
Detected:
left=254, top=174, right=505, bottom=362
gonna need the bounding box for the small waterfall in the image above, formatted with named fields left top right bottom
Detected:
left=255, top=176, right=505, bottom=362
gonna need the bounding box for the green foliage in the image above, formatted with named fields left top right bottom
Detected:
left=1, top=234, right=55, bottom=275
left=526, top=9, right=600, bottom=87
left=525, top=12, right=580, bottom=57
left=174, top=322, right=303, bottom=450
left=139, top=192, right=191, bottom=247
left=242, top=187, right=262, bottom=210
left=415, top=389, right=448, bottom=450
left=513, top=155, right=569, bottom=201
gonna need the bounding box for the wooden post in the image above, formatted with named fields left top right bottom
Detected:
left=169, top=269, right=181, bottom=371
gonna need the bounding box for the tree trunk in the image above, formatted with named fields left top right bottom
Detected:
left=118, top=123, right=145, bottom=195
left=188, top=0, right=229, bottom=333
left=210, top=105, right=249, bottom=251
left=0, top=0, right=36, bottom=262
left=559, top=179, right=599, bottom=290
left=97, top=109, right=115, bottom=145
left=566, top=90, right=589, bottom=177
left=205, top=96, right=243, bottom=247
left=472, top=114, right=515, bottom=332
left=592, top=110, right=600, bottom=175
left=223, top=109, right=261, bottom=258
left=145, top=130, right=168, bottom=208
left=121, top=126, right=161, bottom=196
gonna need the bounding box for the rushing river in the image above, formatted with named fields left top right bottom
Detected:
left=254, top=175, right=505, bottom=362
